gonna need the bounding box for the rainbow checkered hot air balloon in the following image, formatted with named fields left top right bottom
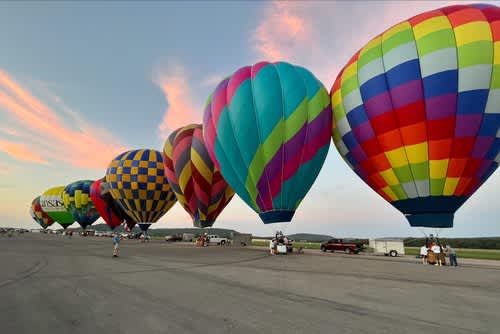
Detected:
left=30, top=196, right=54, bottom=229
left=162, top=124, right=234, bottom=228
left=331, top=3, right=500, bottom=228
left=203, top=61, right=332, bottom=224
left=105, top=149, right=177, bottom=232
left=63, top=180, right=100, bottom=230
left=40, top=186, right=75, bottom=229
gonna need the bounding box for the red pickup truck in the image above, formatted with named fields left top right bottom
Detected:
left=320, top=239, right=363, bottom=254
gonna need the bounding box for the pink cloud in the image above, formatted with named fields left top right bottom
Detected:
left=252, top=1, right=498, bottom=87
left=0, top=139, right=47, bottom=164
left=252, top=2, right=340, bottom=86
left=0, top=127, right=18, bottom=136
left=154, top=64, right=200, bottom=138
left=0, top=163, right=8, bottom=175
left=0, top=70, right=127, bottom=169
left=254, top=2, right=309, bottom=62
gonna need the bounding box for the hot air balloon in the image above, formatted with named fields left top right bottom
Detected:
left=90, top=178, right=135, bottom=230
left=63, top=180, right=100, bottom=230
left=203, top=61, right=332, bottom=225
left=331, top=3, right=500, bottom=228
left=162, top=124, right=234, bottom=228
left=30, top=196, right=54, bottom=229
left=40, top=186, right=74, bottom=229
left=105, top=149, right=177, bottom=232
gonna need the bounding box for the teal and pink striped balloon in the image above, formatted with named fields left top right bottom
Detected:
left=203, top=61, right=331, bottom=224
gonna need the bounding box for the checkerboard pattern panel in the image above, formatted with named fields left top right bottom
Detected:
left=105, top=149, right=177, bottom=223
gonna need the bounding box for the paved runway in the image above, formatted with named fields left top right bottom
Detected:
left=1, top=233, right=499, bottom=334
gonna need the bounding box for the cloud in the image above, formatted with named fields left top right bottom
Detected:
left=154, top=64, right=201, bottom=138
left=252, top=1, right=500, bottom=88
left=251, top=2, right=347, bottom=86
left=201, top=73, right=227, bottom=88
left=0, top=139, right=48, bottom=164
left=254, top=2, right=309, bottom=61
left=0, top=70, right=127, bottom=169
left=0, top=163, right=8, bottom=175
left=0, top=127, right=18, bottom=136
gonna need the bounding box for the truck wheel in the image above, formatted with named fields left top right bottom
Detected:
left=320, top=246, right=326, bottom=252
left=344, top=248, right=352, bottom=254
left=389, top=250, right=398, bottom=257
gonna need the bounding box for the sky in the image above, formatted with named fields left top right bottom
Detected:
left=1, top=1, right=499, bottom=238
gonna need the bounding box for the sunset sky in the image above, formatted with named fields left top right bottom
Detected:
left=1, top=1, right=499, bottom=238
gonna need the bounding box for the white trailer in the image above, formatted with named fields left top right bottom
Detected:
left=230, top=232, right=252, bottom=246
left=369, top=238, right=405, bottom=257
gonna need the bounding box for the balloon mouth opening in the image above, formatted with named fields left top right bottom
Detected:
left=259, top=210, right=295, bottom=224
left=195, top=220, right=214, bottom=228
left=404, top=213, right=454, bottom=228
left=79, top=223, right=91, bottom=230
left=392, top=196, right=466, bottom=229
left=138, top=223, right=151, bottom=232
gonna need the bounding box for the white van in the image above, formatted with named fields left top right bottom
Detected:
left=369, top=238, right=405, bottom=257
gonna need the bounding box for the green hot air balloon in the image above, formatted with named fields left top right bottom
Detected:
left=63, top=180, right=100, bottom=229
left=40, top=186, right=74, bottom=229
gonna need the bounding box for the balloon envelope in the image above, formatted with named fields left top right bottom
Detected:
left=163, top=124, right=234, bottom=228
left=40, top=186, right=74, bottom=228
left=63, top=180, right=100, bottom=229
left=203, top=61, right=331, bottom=224
left=331, top=4, right=500, bottom=228
left=30, top=196, right=54, bottom=229
left=105, top=149, right=177, bottom=225
left=90, top=179, right=123, bottom=229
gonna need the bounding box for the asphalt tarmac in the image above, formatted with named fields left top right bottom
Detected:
left=1, top=233, right=499, bottom=334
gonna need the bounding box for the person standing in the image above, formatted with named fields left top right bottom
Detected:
left=431, top=243, right=442, bottom=266
left=447, top=245, right=458, bottom=267
left=420, top=244, right=428, bottom=264
left=112, top=233, right=121, bottom=257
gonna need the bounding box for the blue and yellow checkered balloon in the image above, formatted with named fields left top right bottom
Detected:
left=105, top=149, right=177, bottom=225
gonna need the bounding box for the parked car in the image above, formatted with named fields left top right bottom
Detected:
left=207, top=235, right=228, bottom=245
left=320, top=239, right=363, bottom=254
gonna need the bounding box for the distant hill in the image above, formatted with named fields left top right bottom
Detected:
left=288, top=233, right=333, bottom=242
left=404, top=237, right=500, bottom=250
left=253, top=233, right=335, bottom=242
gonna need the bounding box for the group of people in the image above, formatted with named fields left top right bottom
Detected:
left=269, top=231, right=291, bottom=255
left=419, top=242, right=458, bottom=266
left=139, top=233, right=150, bottom=243
left=196, top=233, right=210, bottom=247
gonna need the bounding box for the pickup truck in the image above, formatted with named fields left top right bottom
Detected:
left=207, top=234, right=229, bottom=245
left=320, top=239, right=363, bottom=254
